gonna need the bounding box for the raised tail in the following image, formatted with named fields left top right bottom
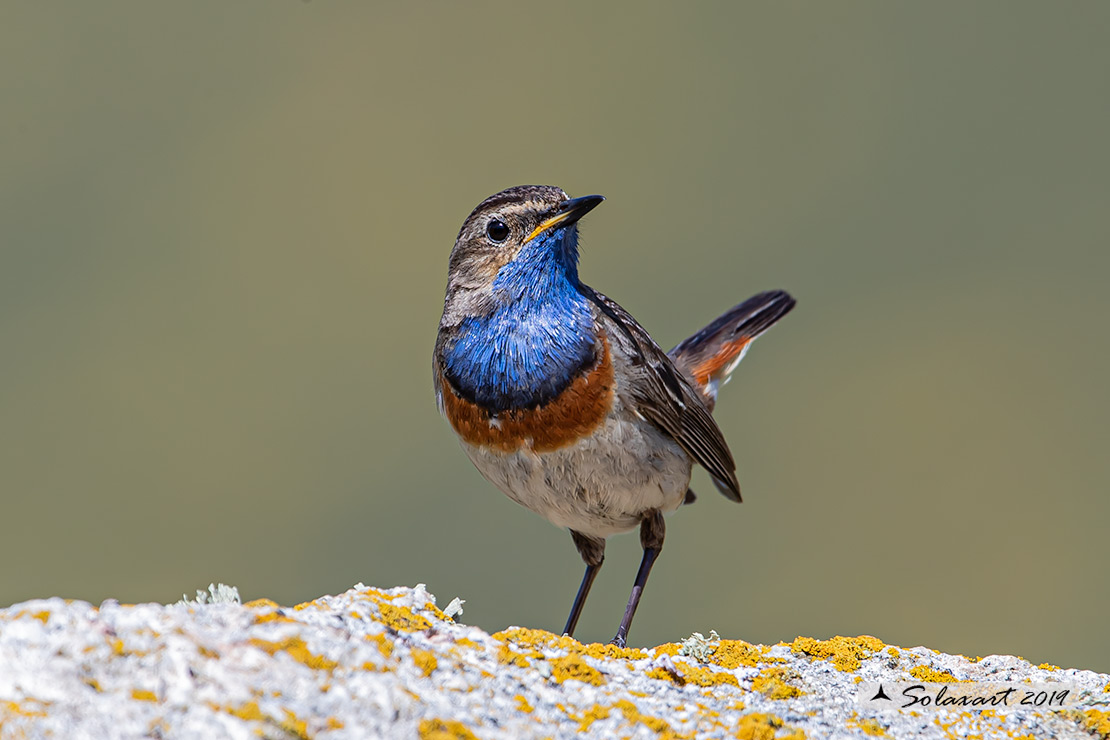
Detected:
left=669, top=290, right=796, bottom=410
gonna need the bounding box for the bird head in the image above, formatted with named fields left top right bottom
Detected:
left=441, top=185, right=604, bottom=322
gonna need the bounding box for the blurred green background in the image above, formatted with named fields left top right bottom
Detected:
left=2, top=3, right=1108, bottom=673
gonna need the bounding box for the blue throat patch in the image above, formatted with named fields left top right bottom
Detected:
left=444, top=227, right=597, bottom=412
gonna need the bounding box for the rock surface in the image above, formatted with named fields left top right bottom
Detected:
left=1, top=584, right=1107, bottom=739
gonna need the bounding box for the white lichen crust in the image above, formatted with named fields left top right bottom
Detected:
left=0, top=585, right=1107, bottom=739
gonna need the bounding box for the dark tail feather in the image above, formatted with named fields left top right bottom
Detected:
left=669, top=290, right=796, bottom=408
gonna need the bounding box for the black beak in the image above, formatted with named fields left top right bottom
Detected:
left=557, top=194, right=605, bottom=226
left=527, top=194, right=606, bottom=242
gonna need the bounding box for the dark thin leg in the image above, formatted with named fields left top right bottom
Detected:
left=563, top=562, right=601, bottom=637
left=611, top=510, right=665, bottom=648
left=563, top=530, right=605, bottom=638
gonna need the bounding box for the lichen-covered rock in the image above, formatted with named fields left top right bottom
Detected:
left=0, top=585, right=1107, bottom=739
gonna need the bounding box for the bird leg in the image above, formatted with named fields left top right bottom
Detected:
left=563, top=530, right=605, bottom=638
left=611, top=509, right=665, bottom=648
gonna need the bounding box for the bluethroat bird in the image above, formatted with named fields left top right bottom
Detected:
left=434, top=186, right=794, bottom=646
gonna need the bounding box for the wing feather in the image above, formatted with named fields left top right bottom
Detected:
left=580, top=286, right=742, bottom=502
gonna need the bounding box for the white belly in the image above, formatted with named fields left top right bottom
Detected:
left=459, top=412, right=693, bottom=539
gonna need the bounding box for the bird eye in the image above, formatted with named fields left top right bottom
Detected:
left=486, top=219, right=510, bottom=243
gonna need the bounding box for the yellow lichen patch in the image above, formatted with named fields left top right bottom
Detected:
left=581, top=642, right=648, bottom=661
left=327, top=716, right=344, bottom=729
left=418, top=718, right=480, bottom=740
left=514, top=694, right=534, bottom=713
left=281, top=709, right=310, bottom=740
left=790, top=636, right=884, bottom=672
left=887, top=647, right=900, bottom=659
left=932, top=714, right=956, bottom=738
left=131, top=689, right=158, bottom=702
left=253, top=612, right=296, bottom=625
left=367, top=631, right=395, bottom=658
left=675, top=662, right=740, bottom=689
left=497, top=643, right=542, bottom=668
left=709, top=640, right=782, bottom=669
left=494, top=627, right=645, bottom=663
left=612, top=699, right=690, bottom=740
left=647, top=666, right=683, bottom=685
left=85, top=678, right=102, bottom=692
left=908, top=665, right=957, bottom=683
left=847, top=714, right=887, bottom=736
left=424, top=601, right=448, bottom=621
left=1079, top=709, right=1110, bottom=738
left=378, top=602, right=433, bottom=632
left=492, top=627, right=576, bottom=652
left=293, top=598, right=325, bottom=611
left=198, top=645, right=219, bottom=659
left=455, top=637, right=480, bottom=651
left=653, top=642, right=684, bottom=657
left=736, top=712, right=805, bottom=740
left=550, top=654, right=605, bottom=686
left=243, top=598, right=280, bottom=609
left=751, top=668, right=803, bottom=699
left=934, top=710, right=1022, bottom=740
left=226, top=701, right=265, bottom=722
left=411, top=648, right=438, bottom=677
left=104, top=635, right=147, bottom=657
left=32, top=610, right=50, bottom=624
left=577, top=704, right=611, bottom=732
left=853, top=676, right=863, bottom=684
left=249, top=636, right=338, bottom=671
left=359, top=587, right=399, bottom=602
left=1037, top=662, right=1059, bottom=671
left=2, top=701, right=48, bottom=719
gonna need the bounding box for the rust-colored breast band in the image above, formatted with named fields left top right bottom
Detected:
left=441, top=334, right=615, bottom=453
